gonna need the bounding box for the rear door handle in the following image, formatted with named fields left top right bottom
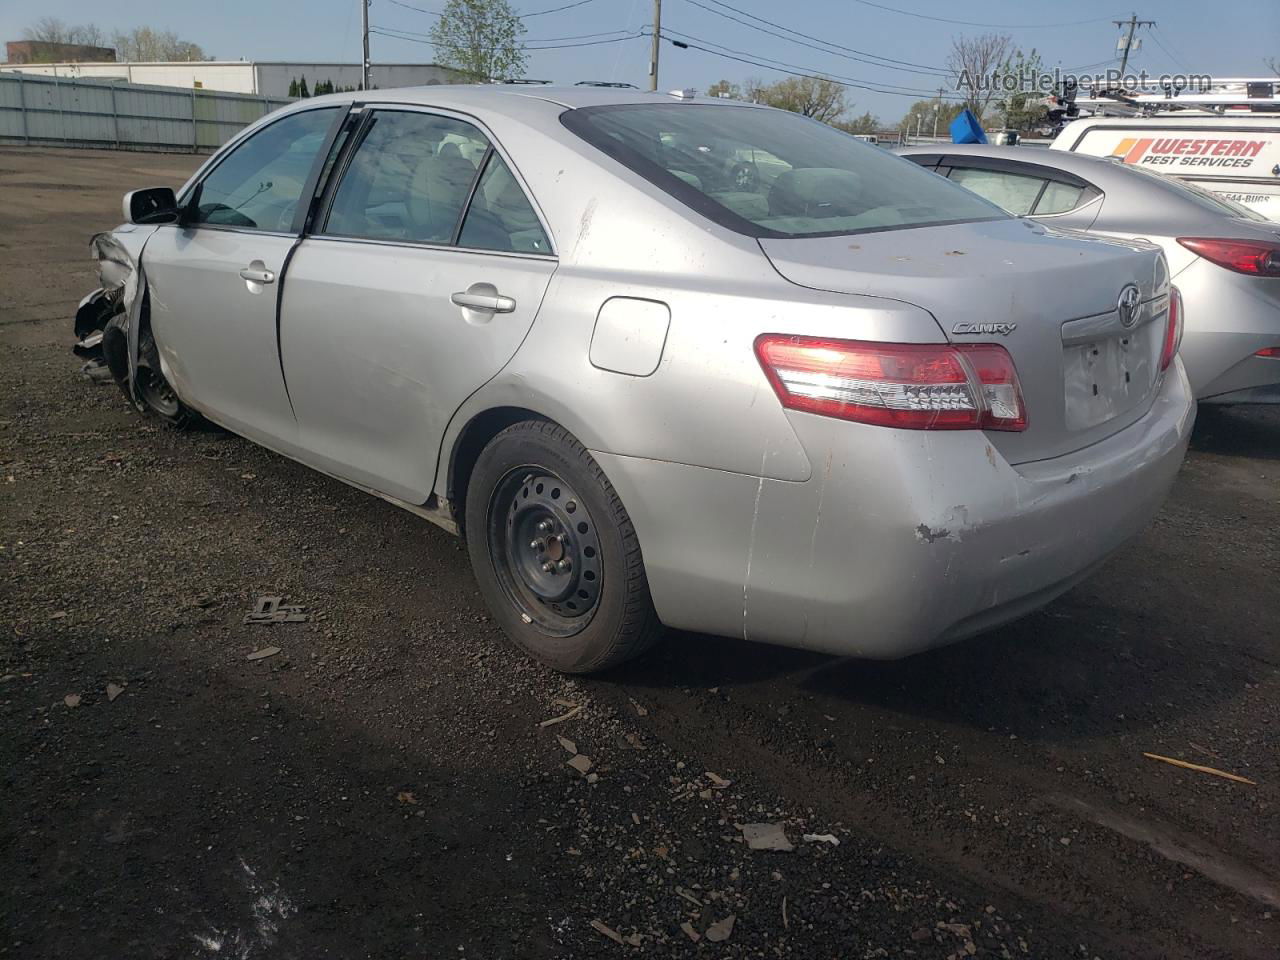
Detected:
left=239, top=262, right=276, bottom=284
left=451, top=288, right=515, bottom=314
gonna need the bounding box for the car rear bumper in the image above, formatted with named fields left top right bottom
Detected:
left=593, top=362, right=1194, bottom=658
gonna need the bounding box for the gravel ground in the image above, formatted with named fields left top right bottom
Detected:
left=1, top=146, right=1277, bottom=959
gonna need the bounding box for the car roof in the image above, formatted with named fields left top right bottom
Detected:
left=300, top=83, right=769, bottom=113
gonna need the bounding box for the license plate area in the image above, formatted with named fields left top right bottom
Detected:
left=1062, top=322, right=1159, bottom=431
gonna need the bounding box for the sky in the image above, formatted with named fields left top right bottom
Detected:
left=1, top=0, right=1276, bottom=123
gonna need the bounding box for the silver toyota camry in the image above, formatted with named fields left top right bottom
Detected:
left=897, top=143, right=1280, bottom=404
left=78, top=86, right=1195, bottom=672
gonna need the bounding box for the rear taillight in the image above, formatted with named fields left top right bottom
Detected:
left=1257, top=347, right=1280, bottom=358
left=1160, top=287, right=1183, bottom=372
left=753, top=335, right=1027, bottom=431
left=1177, top=237, right=1280, bottom=277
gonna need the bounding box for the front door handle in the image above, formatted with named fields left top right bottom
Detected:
left=239, top=261, right=276, bottom=284
left=451, top=285, right=515, bottom=314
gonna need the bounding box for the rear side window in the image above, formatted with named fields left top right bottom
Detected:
left=1034, top=179, right=1086, bottom=215
left=562, top=103, right=1004, bottom=238
left=192, top=107, right=340, bottom=232
left=458, top=152, right=551, bottom=253
left=949, top=166, right=1046, bottom=216
left=324, top=110, right=487, bottom=244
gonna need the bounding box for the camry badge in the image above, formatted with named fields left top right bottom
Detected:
left=1117, top=284, right=1141, bottom=327
left=952, top=322, right=1017, bottom=336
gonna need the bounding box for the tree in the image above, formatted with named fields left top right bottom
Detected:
left=298, top=75, right=310, bottom=98
left=111, top=27, right=208, bottom=62
left=833, top=111, right=880, bottom=135
left=948, top=32, right=1012, bottom=121
left=706, top=79, right=742, bottom=100
left=995, top=47, right=1047, bottom=132
left=288, top=77, right=300, bottom=98
left=898, top=98, right=965, bottom=137
left=23, top=17, right=107, bottom=47
left=751, top=75, right=847, bottom=123
left=430, top=0, right=527, bottom=82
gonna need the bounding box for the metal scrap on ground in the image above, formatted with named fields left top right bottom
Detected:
left=244, top=596, right=308, bottom=624
left=246, top=646, right=281, bottom=661
left=740, top=822, right=794, bottom=851
left=538, top=702, right=584, bottom=728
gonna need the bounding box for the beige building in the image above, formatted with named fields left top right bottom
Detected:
left=0, top=60, right=461, bottom=96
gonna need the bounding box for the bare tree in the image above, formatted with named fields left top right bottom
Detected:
left=111, top=27, right=208, bottom=62
left=752, top=76, right=847, bottom=124
left=948, top=32, right=1012, bottom=120
left=1267, top=57, right=1279, bottom=75
left=23, top=17, right=107, bottom=47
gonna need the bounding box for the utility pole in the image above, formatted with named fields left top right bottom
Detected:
left=649, top=0, right=661, bottom=91
left=933, top=86, right=944, bottom=138
left=1113, top=13, right=1155, bottom=76
left=361, top=0, right=372, bottom=91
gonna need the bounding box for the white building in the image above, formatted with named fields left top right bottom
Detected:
left=0, top=60, right=461, bottom=96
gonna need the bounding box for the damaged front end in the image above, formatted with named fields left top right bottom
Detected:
left=76, top=232, right=152, bottom=411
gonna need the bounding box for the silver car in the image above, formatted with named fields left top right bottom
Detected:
left=80, top=86, right=1194, bottom=672
left=897, top=143, right=1280, bottom=404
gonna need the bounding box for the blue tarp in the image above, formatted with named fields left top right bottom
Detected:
left=950, top=109, right=988, bottom=144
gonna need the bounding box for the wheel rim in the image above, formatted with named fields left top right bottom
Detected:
left=488, top=467, right=603, bottom=636
left=138, top=367, right=180, bottom=418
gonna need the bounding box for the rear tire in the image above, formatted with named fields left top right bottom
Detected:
left=464, top=419, right=662, bottom=673
left=136, top=328, right=199, bottom=429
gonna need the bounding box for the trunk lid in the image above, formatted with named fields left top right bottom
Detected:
left=759, top=218, right=1171, bottom=464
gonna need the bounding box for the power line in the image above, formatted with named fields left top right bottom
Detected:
left=682, top=0, right=948, bottom=74
left=661, top=34, right=965, bottom=99
left=371, top=22, right=633, bottom=42
left=1147, top=27, right=1191, bottom=72
left=662, top=27, right=950, bottom=96
left=383, top=0, right=598, bottom=17
left=844, top=0, right=1122, bottom=29
left=369, top=26, right=644, bottom=49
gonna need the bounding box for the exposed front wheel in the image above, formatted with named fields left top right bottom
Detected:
left=465, top=420, right=662, bottom=673
left=136, top=328, right=199, bottom=429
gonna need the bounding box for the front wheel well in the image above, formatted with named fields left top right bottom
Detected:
left=448, top=406, right=552, bottom=534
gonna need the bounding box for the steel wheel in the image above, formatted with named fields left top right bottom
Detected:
left=488, top=468, right=603, bottom=636
left=138, top=366, right=181, bottom=419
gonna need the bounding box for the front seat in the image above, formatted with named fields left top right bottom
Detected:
left=767, top=167, right=863, bottom=219
left=407, top=141, right=479, bottom=242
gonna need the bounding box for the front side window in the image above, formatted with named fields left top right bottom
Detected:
left=562, top=103, right=1004, bottom=238
left=191, top=108, right=340, bottom=232
left=324, top=111, right=488, bottom=244
left=948, top=166, right=1047, bottom=216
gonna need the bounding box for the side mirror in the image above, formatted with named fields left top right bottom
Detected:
left=123, top=187, right=179, bottom=225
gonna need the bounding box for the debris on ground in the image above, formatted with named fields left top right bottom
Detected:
left=1142, top=752, right=1256, bottom=785
left=396, top=791, right=419, bottom=805
left=63, top=693, right=81, bottom=708
left=705, top=914, right=736, bottom=942
left=740, top=822, right=794, bottom=852
left=557, top=735, right=577, bottom=755
left=675, top=886, right=703, bottom=907
left=567, top=754, right=593, bottom=775
left=246, top=646, right=281, bottom=662
left=244, top=596, right=308, bottom=624
left=680, top=921, right=701, bottom=942
left=705, top=771, right=732, bottom=788
left=538, top=702, right=585, bottom=728
left=589, top=918, right=624, bottom=945
left=630, top=698, right=648, bottom=717
left=803, top=832, right=840, bottom=846
left=106, top=683, right=124, bottom=702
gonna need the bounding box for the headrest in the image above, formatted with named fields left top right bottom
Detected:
left=768, top=168, right=863, bottom=218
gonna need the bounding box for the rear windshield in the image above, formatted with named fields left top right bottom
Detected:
left=561, top=103, right=1006, bottom=238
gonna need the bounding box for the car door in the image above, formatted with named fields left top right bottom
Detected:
left=278, top=107, right=557, bottom=504
left=938, top=157, right=1103, bottom=229
left=143, top=105, right=346, bottom=446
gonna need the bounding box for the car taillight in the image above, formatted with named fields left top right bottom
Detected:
left=753, top=335, right=1027, bottom=431
left=1257, top=347, right=1280, bottom=358
left=1160, top=287, right=1183, bottom=372
left=1177, top=237, right=1280, bottom=277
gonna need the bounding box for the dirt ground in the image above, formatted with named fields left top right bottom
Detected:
left=1, top=146, right=1277, bottom=960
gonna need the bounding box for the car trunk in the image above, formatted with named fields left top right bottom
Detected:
left=759, top=218, right=1171, bottom=465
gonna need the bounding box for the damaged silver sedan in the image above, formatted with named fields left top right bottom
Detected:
left=79, top=86, right=1195, bottom=672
